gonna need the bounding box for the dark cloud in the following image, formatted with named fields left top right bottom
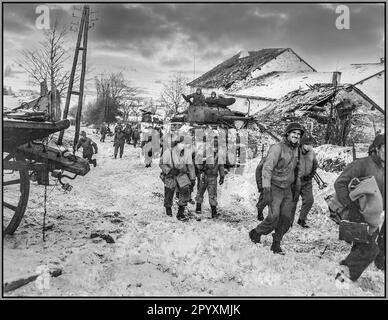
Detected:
left=3, top=3, right=72, bottom=34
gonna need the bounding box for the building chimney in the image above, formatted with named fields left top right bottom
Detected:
left=332, top=71, right=341, bottom=86
left=380, top=57, right=385, bottom=63
left=40, top=80, right=48, bottom=96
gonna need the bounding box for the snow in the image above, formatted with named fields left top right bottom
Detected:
left=3, top=128, right=384, bottom=297
left=230, top=71, right=334, bottom=100
left=339, top=63, right=384, bottom=84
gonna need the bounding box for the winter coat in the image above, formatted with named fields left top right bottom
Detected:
left=299, top=145, right=318, bottom=180
left=262, top=138, right=299, bottom=189
left=186, top=92, right=206, bottom=106
left=334, top=155, right=385, bottom=210
left=114, top=131, right=126, bottom=145
left=196, top=155, right=225, bottom=179
left=76, top=137, right=98, bottom=157
left=100, top=126, right=107, bottom=134
left=160, top=144, right=196, bottom=189
left=124, top=126, right=132, bottom=136
left=132, top=129, right=140, bottom=140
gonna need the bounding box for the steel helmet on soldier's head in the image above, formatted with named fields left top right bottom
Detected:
left=285, top=122, right=305, bottom=137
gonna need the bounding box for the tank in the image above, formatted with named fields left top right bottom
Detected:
left=171, top=95, right=254, bottom=129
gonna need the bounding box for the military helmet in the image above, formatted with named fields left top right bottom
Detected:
left=284, top=122, right=305, bottom=137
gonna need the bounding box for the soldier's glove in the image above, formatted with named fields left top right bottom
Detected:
left=263, top=187, right=272, bottom=206
left=219, top=177, right=224, bottom=185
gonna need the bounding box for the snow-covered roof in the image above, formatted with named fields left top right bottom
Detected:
left=354, top=71, right=385, bottom=112
left=187, top=48, right=289, bottom=89
left=226, top=71, right=334, bottom=100
left=339, top=62, right=384, bottom=84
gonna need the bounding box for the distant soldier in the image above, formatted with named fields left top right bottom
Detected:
left=100, top=122, right=107, bottom=142
left=186, top=88, right=206, bottom=106
left=113, top=125, right=126, bottom=159
left=334, top=133, right=385, bottom=284
left=76, top=131, right=98, bottom=167
left=290, top=135, right=318, bottom=228
left=124, top=123, right=132, bottom=144
left=132, top=126, right=140, bottom=148
left=160, top=135, right=196, bottom=221
left=195, top=139, right=225, bottom=218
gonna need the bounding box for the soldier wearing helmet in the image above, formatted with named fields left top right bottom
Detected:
left=249, top=122, right=304, bottom=255
left=186, top=88, right=206, bottom=106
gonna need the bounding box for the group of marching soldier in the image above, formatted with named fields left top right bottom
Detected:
left=75, top=103, right=385, bottom=286
left=157, top=120, right=385, bottom=286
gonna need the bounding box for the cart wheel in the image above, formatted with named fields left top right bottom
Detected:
left=3, top=156, right=30, bottom=235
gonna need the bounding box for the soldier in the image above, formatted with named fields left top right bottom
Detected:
left=76, top=131, right=98, bottom=167
left=132, top=126, right=140, bottom=148
left=100, top=122, right=107, bottom=142
left=160, top=135, right=196, bottom=221
left=195, top=139, right=225, bottom=218
left=334, top=133, right=385, bottom=283
left=113, top=125, right=126, bottom=159
left=186, top=88, right=206, bottom=106
left=290, top=134, right=318, bottom=228
left=248, top=122, right=304, bottom=255
left=114, top=121, right=123, bottom=133
left=124, top=123, right=132, bottom=144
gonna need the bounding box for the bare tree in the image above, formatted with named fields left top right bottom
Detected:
left=94, top=72, right=141, bottom=123
left=17, top=22, right=72, bottom=97
left=160, top=73, right=189, bottom=116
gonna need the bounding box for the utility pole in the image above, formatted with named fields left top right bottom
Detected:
left=57, top=5, right=95, bottom=149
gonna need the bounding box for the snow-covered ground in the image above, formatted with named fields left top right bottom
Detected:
left=3, top=127, right=384, bottom=296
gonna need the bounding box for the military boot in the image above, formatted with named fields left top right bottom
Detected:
left=249, top=229, right=261, bottom=244
left=165, top=207, right=172, bottom=217
left=211, top=206, right=220, bottom=219
left=195, top=203, right=202, bottom=214
left=270, top=238, right=285, bottom=255
left=177, top=206, right=188, bottom=221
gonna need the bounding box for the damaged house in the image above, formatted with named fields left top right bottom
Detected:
left=256, top=81, right=384, bottom=146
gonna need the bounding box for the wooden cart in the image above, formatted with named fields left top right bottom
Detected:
left=3, top=119, right=90, bottom=235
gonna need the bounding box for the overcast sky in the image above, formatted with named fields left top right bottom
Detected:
left=3, top=2, right=385, bottom=101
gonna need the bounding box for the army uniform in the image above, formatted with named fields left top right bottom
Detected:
left=290, top=144, right=318, bottom=228
left=114, top=130, right=126, bottom=159
left=334, top=135, right=385, bottom=281
left=249, top=122, right=304, bottom=254
left=124, top=125, right=132, bottom=144
left=132, top=128, right=140, bottom=147
left=160, top=141, right=196, bottom=220
left=195, top=154, right=225, bottom=218
left=100, top=125, right=107, bottom=142
left=186, top=91, right=206, bottom=106
left=76, top=136, right=98, bottom=167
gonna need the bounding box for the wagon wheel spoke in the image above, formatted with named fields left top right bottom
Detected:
left=2, top=154, right=30, bottom=235
left=3, top=179, right=21, bottom=186
left=3, top=201, right=17, bottom=211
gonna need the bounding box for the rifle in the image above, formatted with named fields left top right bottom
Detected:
left=256, top=121, right=328, bottom=189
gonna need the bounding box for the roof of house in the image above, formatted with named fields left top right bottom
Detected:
left=256, top=83, right=380, bottom=119
left=225, top=71, right=334, bottom=100
left=339, top=62, right=384, bottom=84
left=353, top=71, right=384, bottom=111
left=187, top=48, right=289, bottom=89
